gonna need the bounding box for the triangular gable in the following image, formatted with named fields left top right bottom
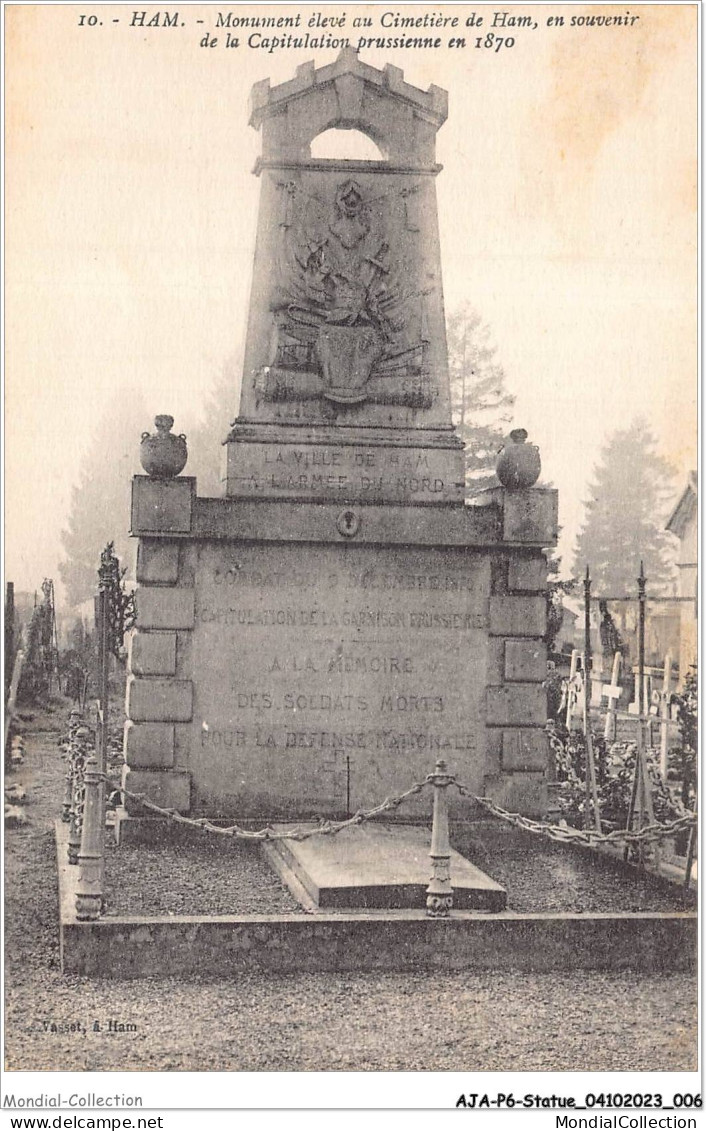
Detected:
left=666, top=472, right=697, bottom=538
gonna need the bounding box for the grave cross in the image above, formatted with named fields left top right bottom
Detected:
left=628, top=671, right=651, bottom=717
left=659, top=652, right=673, bottom=781
left=564, top=649, right=583, bottom=730
left=602, top=652, right=622, bottom=740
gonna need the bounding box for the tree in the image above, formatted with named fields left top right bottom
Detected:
left=59, top=358, right=243, bottom=608
left=446, top=304, right=516, bottom=493
left=672, top=663, right=697, bottom=816
left=545, top=556, right=576, bottom=653
left=573, top=418, right=678, bottom=595
left=100, top=541, right=136, bottom=660
left=182, top=358, right=240, bottom=497
left=59, top=390, right=148, bottom=606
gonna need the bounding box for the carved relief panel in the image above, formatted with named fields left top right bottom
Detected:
left=258, top=175, right=434, bottom=409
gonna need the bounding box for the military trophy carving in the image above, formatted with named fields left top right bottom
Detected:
left=261, top=177, right=432, bottom=408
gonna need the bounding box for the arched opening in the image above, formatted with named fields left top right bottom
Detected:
left=310, top=128, right=386, bottom=161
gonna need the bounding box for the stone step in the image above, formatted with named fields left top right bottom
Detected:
left=265, top=822, right=506, bottom=911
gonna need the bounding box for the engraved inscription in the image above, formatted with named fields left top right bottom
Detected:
left=190, top=544, right=489, bottom=816
left=198, top=606, right=484, bottom=630
left=226, top=442, right=465, bottom=504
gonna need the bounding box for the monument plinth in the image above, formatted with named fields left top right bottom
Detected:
left=122, top=51, right=558, bottom=835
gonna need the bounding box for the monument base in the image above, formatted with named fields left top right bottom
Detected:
left=56, top=826, right=696, bottom=978
left=126, top=475, right=558, bottom=821
left=264, top=822, right=506, bottom=911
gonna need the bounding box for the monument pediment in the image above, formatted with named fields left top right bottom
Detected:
left=249, top=48, right=447, bottom=167
left=250, top=46, right=448, bottom=137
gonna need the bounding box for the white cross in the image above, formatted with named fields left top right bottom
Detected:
left=659, top=653, right=673, bottom=781
left=603, top=652, right=622, bottom=740
left=566, top=670, right=585, bottom=726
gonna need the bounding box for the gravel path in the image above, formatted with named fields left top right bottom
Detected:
left=103, top=839, right=301, bottom=917
left=4, top=701, right=698, bottom=1072
left=452, top=824, right=695, bottom=914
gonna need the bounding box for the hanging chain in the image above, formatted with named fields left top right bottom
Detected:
left=115, top=772, right=696, bottom=849
left=453, top=780, right=696, bottom=848
left=116, top=778, right=431, bottom=841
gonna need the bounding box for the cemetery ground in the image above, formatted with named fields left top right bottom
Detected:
left=4, top=699, right=697, bottom=1073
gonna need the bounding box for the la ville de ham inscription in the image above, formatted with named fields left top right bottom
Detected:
left=125, top=50, right=558, bottom=825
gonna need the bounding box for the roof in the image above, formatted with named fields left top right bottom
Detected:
left=665, top=471, right=697, bottom=537
left=561, top=595, right=582, bottom=621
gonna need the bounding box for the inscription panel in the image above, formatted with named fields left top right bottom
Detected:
left=190, top=543, right=490, bottom=817
left=226, top=442, right=464, bottom=504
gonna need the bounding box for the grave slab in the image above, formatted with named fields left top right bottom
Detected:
left=266, top=822, right=506, bottom=911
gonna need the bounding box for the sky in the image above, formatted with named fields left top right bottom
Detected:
left=5, top=2, right=698, bottom=599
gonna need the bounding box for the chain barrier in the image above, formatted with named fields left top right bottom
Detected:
left=116, top=771, right=696, bottom=850
left=116, top=777, right=431, bottom=841
left=453, top=780, right=697, bottom=848
left=62, top=703, right=695, bottom=854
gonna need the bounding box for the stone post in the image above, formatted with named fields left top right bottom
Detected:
left=122, top=476, right=195, bottom=837
left=67, top=726, right=90, bottom=865
left=61, top=761, right=73, bottom=823
left=96, top=566, right=111, bottom=881
left=94, top=709, right=107, bottom=895
left=426, top=758, right=454, bottom=918
left=75, top=755, right=105, bottom=920
left=63, top=710, right=81, bottom=821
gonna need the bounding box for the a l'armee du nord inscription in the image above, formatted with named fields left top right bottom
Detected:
left=226, top=442, right=463, bottom=504
left=190, top=544, right=489, bottom=816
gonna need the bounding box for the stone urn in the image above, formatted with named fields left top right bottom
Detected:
left=496, top=429, right=541, bottom=490
left=140, top=415, right=187, bottom=479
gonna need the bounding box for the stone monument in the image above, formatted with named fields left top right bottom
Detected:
left=122, top=50, right=558, bottom=835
